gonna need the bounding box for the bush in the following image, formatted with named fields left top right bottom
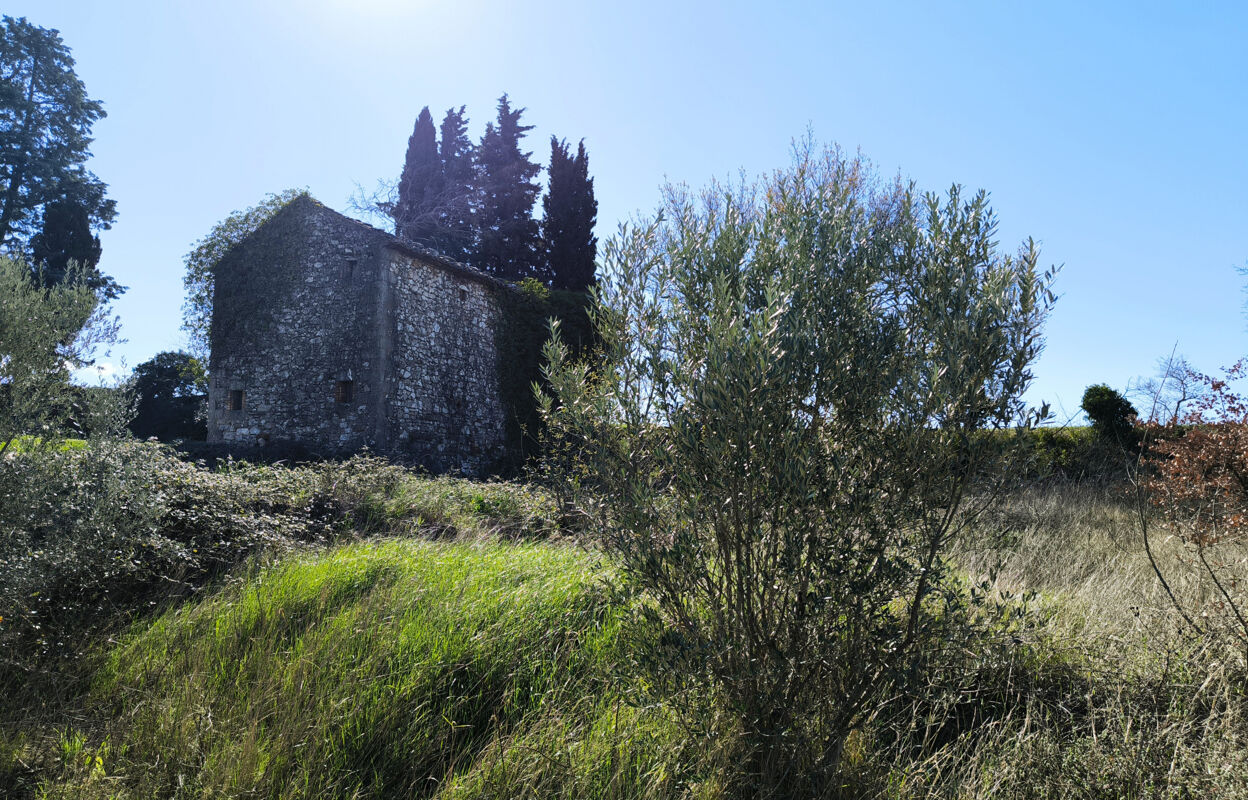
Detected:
left=0, top=444, right=433, bottom=680
left=1080, top=384, right=1137, bottom=445
left=540, top=144, right=1054, bottom=792
left=985, top=426, right=1134, bottom=484
left=0, top=441, right=569, bottom=689
left=1140, top=360, right=1248, bottom=659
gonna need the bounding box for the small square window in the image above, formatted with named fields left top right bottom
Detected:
left=335, top=380, right=354, bottom=404
left=228, top=389, right=244, bottom=411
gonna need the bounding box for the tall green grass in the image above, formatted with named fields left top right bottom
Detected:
left=18, top=541, right=721, bottom=800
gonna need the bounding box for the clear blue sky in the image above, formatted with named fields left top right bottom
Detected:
left=12, top=0, right=1247, bottom=421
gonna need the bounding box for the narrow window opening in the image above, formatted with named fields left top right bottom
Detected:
left=343, top=258, right=358, bottom=280
left=458, top=287, right=468, bottom=302
left=335, top=380, right=354, bottom=404
left=229, top=389, right=244, bottom=411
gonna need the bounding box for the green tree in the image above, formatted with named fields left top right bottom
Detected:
left=28, top=194, right=119, bottom=298
left=473, top=94, right=542, bottom=281
left=434, top=105, right=476, bottom=262
left=0, top=16, right=115, bottom=248
left=128, top=351, right=207, bottom=441
left=0, top=254, right=116, bottom=454
left=393, top=107, right=442, bottom=246
left=541, top=137, right=597, bottom=291
left=1081, top=383, right=1137, bottom=443
left=540, top=145, right=1054, bottom=790
left=181, top=189, right=305, bottom=359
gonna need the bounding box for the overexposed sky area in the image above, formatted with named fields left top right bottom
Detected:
left=11, top=0, right=1248, bottom=420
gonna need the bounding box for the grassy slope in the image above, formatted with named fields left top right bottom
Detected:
left=24, top=536, right=728, bottom=798
left=26, top=540, right=717, bottom=800
left=7, top=483, right=1248, bottom=799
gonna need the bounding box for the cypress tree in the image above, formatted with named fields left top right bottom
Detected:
left=29, top=195, right=117, bottom=298
left=473, top=94, right=542, bottom=281
left=433, top=106, right=475, bottom=263
left=393, top=107, right=441, bottom=246
left=541, top=137, right=598, bottom=292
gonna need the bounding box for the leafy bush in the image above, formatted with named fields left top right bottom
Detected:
left=983, top=426, right=1135, bottom=484
left=1080, top=383, right=1137, bottom=445
left=540, top=144, right=1055, bottom=792
left=0, top=442, right=311, bottom=673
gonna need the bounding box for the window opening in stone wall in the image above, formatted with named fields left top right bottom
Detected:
left=459, top=287, right=468, bottom=302
left=229, top=389, right=244, bottom=411
left=343, top=258, right=358, bottom=280
left=335, top=380, right=354, bottom=404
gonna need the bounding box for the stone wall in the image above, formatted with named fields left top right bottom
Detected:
left=207, top=196, right=509, bottom=473
left=384, top=250, right=507, bottom=474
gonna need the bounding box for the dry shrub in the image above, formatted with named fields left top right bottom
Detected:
left=1140, top=360, right=1248, bottom=662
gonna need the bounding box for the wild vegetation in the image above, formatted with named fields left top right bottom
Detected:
left=2, top=20, right=1243, bottom=791
left=3, top=469, right=1246, bottom=799
left=6, top=143, right=1248, bottom=799
left=539, top=144, right=1055, bottom=791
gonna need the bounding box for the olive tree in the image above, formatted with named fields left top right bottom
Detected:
left=0, top=254, right=117, bottom=454
left=539, top=145, right=1054, bottom=791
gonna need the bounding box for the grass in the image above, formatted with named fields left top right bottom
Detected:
left=5, top=540, right=720, bottom=800
left=924, top=484, right=1248, bottom=799
left=1, top=435, right=87, bottom=454
left=4, top=478, right=1247, bottom=798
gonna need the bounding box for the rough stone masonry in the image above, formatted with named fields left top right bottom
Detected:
left=207, top=195, right=510, bottom=474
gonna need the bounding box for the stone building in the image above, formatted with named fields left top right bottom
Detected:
left=206, top=195, right=511, bottom=474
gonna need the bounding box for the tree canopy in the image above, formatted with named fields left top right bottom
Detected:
left=128, top=351, right=207, bottom=441
left=29, top=195, right=116, bottom=297
left=434, top=106, right=476, bottom=263
left=0, top=15, right=115, bottom=250
left=393, top=107, right=442, bottom=247
left=379, top=96, right=598, bottom=287
left=388, top=106, right=478, bottom=262
left=472, top=94, right=543, bottom=281
left=1081, top=383, right=1137, bottom=443
left=541, top=137, right=597, bottom=291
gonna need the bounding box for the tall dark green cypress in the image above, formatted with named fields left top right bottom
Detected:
left=541, top=138, right=598, bottom=292
left=29, top=194, right=117, bottom=298
left=434, top=106, right=475, bottom=263
left=473, top=94, right=542, bottom=281
left=393, top=107, right=441, bottom=246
